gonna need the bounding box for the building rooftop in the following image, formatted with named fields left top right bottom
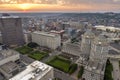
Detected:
left=33, top=31, right=59, bottom=37
left=1, top=16, right=19, bottom=19
left=108, top=50, right=120, bottom=55
left=86, top=61, right=105, bottom=74
left=110, top=43, right=120, bottom=50
left=94, top=25, right=120, bottom=31
left=94, top=35, right=108, bottom=45
left=9, top=61, right=53, bottom=80
left=0, top=61, right=19, bottom=74
left=83, top=30, right=95, bottom=38
left=0, top=49, right=19, bottom=61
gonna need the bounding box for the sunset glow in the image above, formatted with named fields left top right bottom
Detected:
left=17, top=4, right=33, bottom=10
left=0, top=0, right=120, bottom=12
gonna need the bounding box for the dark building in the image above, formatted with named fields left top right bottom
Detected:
left=0, top=16, right=25, bottom=47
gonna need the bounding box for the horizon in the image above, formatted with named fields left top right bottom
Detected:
left=0, top=11, right=120, bottom=14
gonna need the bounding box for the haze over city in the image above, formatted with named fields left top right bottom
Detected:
left=0, top=0, right=120, bottom=80
left=0, top=0, right=120, bottom=12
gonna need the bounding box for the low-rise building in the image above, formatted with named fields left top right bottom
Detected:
left=0, top=49, right=20, bottom=66
left=0, top=49, right=26, bottom=79
left=10, top=61, right=54, bottom=80
left=0, top=61, right=21, bottom=79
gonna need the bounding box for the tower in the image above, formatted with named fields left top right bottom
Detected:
left=90, top=35, right=109, bottom=62
left=0, top=16, right=25, bottom=47
left=81, top=30, right=95, bottom=59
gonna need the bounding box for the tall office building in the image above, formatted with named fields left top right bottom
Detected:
left=90, top=35, right=109, bottom=62
left=82, top=35, right=109, bottom=80
left=0, top=16, right=25, bottom=47
left=81, top=30, right=95, bottom=59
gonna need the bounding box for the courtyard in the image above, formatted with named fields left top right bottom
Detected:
left=28, top=51, right=49, bottom=60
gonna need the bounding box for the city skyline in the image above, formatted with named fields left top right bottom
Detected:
left=0, top=0, right=120, bottom=12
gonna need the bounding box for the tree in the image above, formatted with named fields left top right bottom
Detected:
left=77, top=66, right=84, bottom=78
left=68, top=64, right=78, bottom=74
left=27, top=42, right=39, bottom=48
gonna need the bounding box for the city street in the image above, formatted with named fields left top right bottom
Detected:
left=111, top=59, right=120, bottom=80
left=41, top=50, right=62, bottom=63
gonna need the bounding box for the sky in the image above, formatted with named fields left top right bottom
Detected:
left=0, top=0, right=120, bottom=12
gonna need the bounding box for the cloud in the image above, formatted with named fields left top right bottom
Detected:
left=0, top=0, right=120, bottom=12
left=112, top=0, right=120, bottom=2
left=0, top=0, right=57, bottom=4
left=0, top=0, right=120, bottom=4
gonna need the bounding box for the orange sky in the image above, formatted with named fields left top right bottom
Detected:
left=0, top=0, right=120, bottom=12
left=0, top=4, right=92, bottom=12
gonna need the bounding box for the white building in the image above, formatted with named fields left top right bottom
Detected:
left=9, top=61, right=54, bottom=80
left=0, top=49, right=20, bottom=66
left=94, top=25, right=120, bottom=32
left=31, top=31, right=61, bottom=49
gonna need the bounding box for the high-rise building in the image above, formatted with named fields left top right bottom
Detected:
left=0, top=16, right=25, bottom=47
left=82, top=35, right=109, bottom=80
left=81, top=30, right=95, bottom=59
left=90, top=35, right=109, bottom=62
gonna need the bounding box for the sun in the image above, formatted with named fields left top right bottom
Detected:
left=17, top=3, right=33, bottom=10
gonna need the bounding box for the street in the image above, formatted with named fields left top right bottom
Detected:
left=111, top=59, right=120, bottom=80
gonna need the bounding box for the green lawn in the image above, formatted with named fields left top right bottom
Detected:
left=28, top=51, right=48, bottom=60
left=47, top=56, right=71, bottom=73
left=15, top=46, right=33, bottom=54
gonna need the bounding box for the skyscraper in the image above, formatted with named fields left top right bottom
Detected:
left=81, top=30, right=95, bottom=59
left=0, top=16, right=25, bottom=47
left=90, top=35, right=109, bottom=62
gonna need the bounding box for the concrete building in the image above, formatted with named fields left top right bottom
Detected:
left=10, top=61, right=54, bottom=80
left=94, top=25, right=120, bottom=32
left=81, top=30, right=95, bottom=59
left=24, top=30, right=32, bottom=44
left=90, top=35, right=109, bottom=62
left=0, top=61, right=21, bottom=79
left=0, top=32, right=2, bottom=43
left=108, top=50, right=120, bottom=59
left=0, top=16, right=25, bottom=47
left=62, top=41, right=81, bottom=56
left=0, top=49, right=20, bottom=66
left=0, top=49, right=26, bottom=79
left=32, top=31, right=61, bottom=49
left=83, top=35, right=109, bottom=80
left=82, top=63, right=104, bottom=80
